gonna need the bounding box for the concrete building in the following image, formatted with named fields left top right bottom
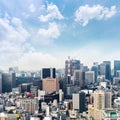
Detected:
left=91, top=64, right=98, bottom=83
left=42, top=78, right=59, bottom=93
left=65, top=59, right=80, bottom=77
left=20, top=98, right=39, bottom=114
left=103, top=61, right=111, bottom=80
left=94, top=90, right=105, bottom=110
left=85, top=71, right=94, bottom=85
left=88, top=104, right=94, bottom=120
left=99, top=63, right=106, bottom=77
left=94, top=90, right=105, bottom=120
left=113, top=77, right=120, bottom=85
left=72, top=92, right=86, bottom=113
left=116, top=70, right=120, bottom=77
left=73, top=70, right=83, bottom=88
left=105, top=91, right=112, bottom=109
left=114, top=60, right=120, bottom=77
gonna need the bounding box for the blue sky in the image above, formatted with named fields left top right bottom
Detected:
left=0, top=0, right=120, bottom=70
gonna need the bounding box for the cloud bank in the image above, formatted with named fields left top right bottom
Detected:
left=75, top=5, right=117, bottom=26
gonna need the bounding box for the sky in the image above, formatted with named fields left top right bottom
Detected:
left=0, top=0, right=120, bottom=70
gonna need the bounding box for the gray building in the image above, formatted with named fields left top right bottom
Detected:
left=85, top=71, right=94, bottom=85
left=72, top=92, right=86, bottom=113
left=114, top=60, right=120, bottom=77
left=2, top=73, right=16, bottom=93
left=103, top=61, right=111, bottom=80
left=65, top=60, right=80, bottom=76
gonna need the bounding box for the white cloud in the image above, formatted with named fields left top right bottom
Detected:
left=36, top=22, right=60, bottom=45
left=29, top=4, right=36, bottom=13
left=39, top=3, right=64, bottom=22
left=16, top=52, right=59, bottom=70
left=0, top=17, right=30, bottom=43
left=75, top=5, right=117, bottom=26
left=0, top=17, right=32, bottom=69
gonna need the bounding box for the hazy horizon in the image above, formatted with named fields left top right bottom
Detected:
left=0, top=0, right=120, bottom=70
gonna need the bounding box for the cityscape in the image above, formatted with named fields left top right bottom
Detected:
left=0, top=59, right=120, bottom=120
left=1, top=0, right=120, bottom=120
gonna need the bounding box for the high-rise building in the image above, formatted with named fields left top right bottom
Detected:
left=99, top=63, right=106, bottom=77
left=42, top=78, right=59, bottom=93
left=65, top=59, right=80, bottom=80
left=72, top=92, right=86, bottom=113
left=103, top=61, right=111, bottom=80
left=114, top=60, right=120, bottom=77
left=94, top=90, right=105, bottom=120
left=94, top=90, right=105, bottom=110
left=89, top=90, right=112, bottom=120
left=73, top=70, right=83, bottom=88
left=42, top=68, right=56, bottom=79
left=91, top=64, right=98, bottom=83
left=105, top=91, right=112, bottom=109
left=85, top=71, right=94, bottom=85
left=2, top=73, right=16, bottom=93
left=116, top=70, right=120, bottom=77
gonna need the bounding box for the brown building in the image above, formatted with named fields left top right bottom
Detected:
left=20, top=98, right=39, bottom=114
left=42, top=78, right=59, bottom=93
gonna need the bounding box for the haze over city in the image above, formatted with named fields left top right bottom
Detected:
left=0, top=0, right=120, bottom=70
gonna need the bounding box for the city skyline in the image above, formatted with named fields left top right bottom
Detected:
left=0, top=0, right=120, bottom=70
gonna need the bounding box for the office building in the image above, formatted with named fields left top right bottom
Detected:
left=42, top=68, right=56, bottom=79
left=65, top=59, right=80, bottom=82
left=85, top=71, right=94, bottom=85
left=113, top=77, right=120, bottom=85
left=94, top=90, right=105, bottom=120
left=99, top=63, right=106, bottom=77
left=116, top=70, right=120, bottom=77
left=2, top=73, right=16, bottom=93
left=20, top=98, right=39, bottom=114
left=105, top=91, right=112, bottom=109
left=72, top=92, right=86, bottom=113
left=91, top=64, right=98, bottom=83
left=103, top=61, right=111, bottom=80
left=114, top=60, right=120, bottom=77
left=94, top=90, right=105, bottom=110
left=73, top=70, right=83, bottom=88
left=42, top=78, right=59, bottom=93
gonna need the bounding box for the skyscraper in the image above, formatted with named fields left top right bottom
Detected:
left=65, top=59, right=80, bottom=84
left=65, top=59, right=80, bottom=77
left=2, top=73, right=16, bottom=93
left=114, top=60, right=120, bottom=77
left=91, top=64, right=98, bottom=83
left=105, top=91, right=112, bottom=109
left=42, top=68, right=56, bottom=79
left=94, top=90, right=105, bottom=110
left=72, top=92, right=86, bottom=113
left=85, top=71, right=94, bottom=85
left=99, top=63, right=106, bottom=77
left=73, top=70, right=83, bottom=88
left=94, top=90, right=105, bottom=120
left=103, top=61, right=111, bottom=80
left=42, top=78, right=59, bottom=93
